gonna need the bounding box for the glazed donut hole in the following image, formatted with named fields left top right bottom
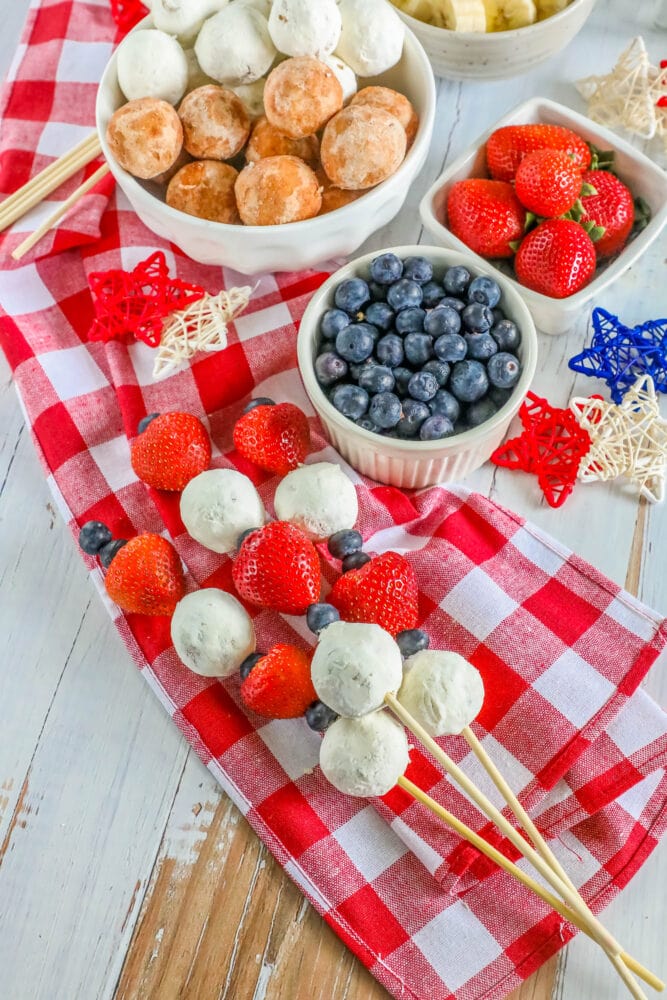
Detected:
left=167, top=160, right=241, bottom=224
left=263, top=57, right=343, bottom=140
left=107, top=98, right=184, bottom=180
left=351, top=86, right=420, bottom=148
left=178, top=85, right=251, bottom=160
left=321, top=105, right=407, bottom=191
left=235, top=155, right=322, bottom=226
left=246, top=116, right=320, bottom=167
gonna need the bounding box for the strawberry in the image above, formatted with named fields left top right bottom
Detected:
left=446, top=179, right=526, bottom=259
left=240, top=644, right=316, bottom=719
left=579, top=170, right=634, bottom=259
left=233, top=402, right=311, bottom=476
left=514, top=219, right=597, bottom=299
left=131, top=412, right=211, bottom=491
left=514, top=149, right=583, bottom=218
left=486, top=124, right=591, bottom=182
left=329, top=552, right=418, bottom=636
left=233, top=522, right=320, bottom=615
left=104, top=533, right=185, bottom=616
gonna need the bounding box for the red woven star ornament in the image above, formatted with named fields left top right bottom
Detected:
left=88, top=252, right=206, bottom=347
left=491, top=392, right=594, bottom=508
left=110, top=0, right=149, bottom=33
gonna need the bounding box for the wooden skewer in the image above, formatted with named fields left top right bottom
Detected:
left=385, top=694, right=648, bottom=1000
left=0, top=132, right=101, bottom=233
left=398, top=776, right=649, bottom=1000
left=461, top=726, right=664, bottom=994
left=11, top=163, right=111, bottom=261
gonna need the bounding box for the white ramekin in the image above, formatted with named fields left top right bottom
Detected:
left=95, top=18, right=436, bottom=275
left=420, top=97, right=667, bottom=336
left=392, top=0, right=598, bottom=81
left=297, top=245, right=538, bottom=490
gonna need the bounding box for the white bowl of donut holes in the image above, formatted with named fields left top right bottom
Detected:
left=96, top=0, right=436, bottom=274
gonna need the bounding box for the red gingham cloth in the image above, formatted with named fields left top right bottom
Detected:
left=1, top=4, right=667, bottom=999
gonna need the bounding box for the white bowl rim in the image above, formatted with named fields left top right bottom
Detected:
left=419, top=96, right=667, bottom=312
left=392, top=0, right=595, bottom=41
left=95, top=18, right=437, bottom=238
left=297, top=244, right=538, bottom=455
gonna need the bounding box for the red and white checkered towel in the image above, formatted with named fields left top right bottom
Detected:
left=1, top=4, right=666, bottom=999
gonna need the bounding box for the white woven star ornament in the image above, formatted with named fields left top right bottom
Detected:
left=153, top=286, right=252, bottom=380
left=576, top=37, right=663, bottom=141
left=571, top=376, right=667, bottom=504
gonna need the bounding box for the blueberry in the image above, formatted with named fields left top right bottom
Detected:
left=137, top=413, right=160, bottom=434
left=434, top=332, right=467, bottom=363
left=449, top=360, right=489, bottom=403
left=331, top=383, right=369, bottom=419
left=404, top=332, right=433, bottom=367
left=439, top=295, right=466, bottom=313
left=396, top=628, right=430, bottom=657
left=429, top=389, right=460, bottom=423
left=358, top=364, right=395, bottom=394
left=487, top=352, right=522, bottom=389
left=376, top=333, right=404, bottom=368
left=335, top=277, right=370, bottom=316
left=343, top=551, right=371, bottom=572
left=392, top=366, right=413, bottom=395
left=408, top=370, right=439, bottom=402
left=490, top=319, right=521, bottom=352
left=365, top=301, right=395, bottom=331
left=396, top=399, right=429, bottom=438
left=79, top=520, right=113, bottom=555
left=305, top=700, right=338, bottom=732
left=328, top=529, right=363, bottom=559
left=466, top=397, right=499, bottom=428
left=369, top=391, right=402, bottom=429
left=492, top=308, right=506, bottom=325
left=462, top=302, right=494, bottom=333
left=419, top=414, right=456, bottom=440
left=421, top=281, right=445, bottom=308
left=387, top=279, right=423, bottom=312
left=243, top=397, right=275, bottom=414
left=467, top=275, right=502, bottom=308
left=370, top=252, right=403, bottom=284
left=240, top=652, right=262, bottom=680
left=424, top=306, right=461, bottom=338
left=335, top=323, right=376, bottom=363
left=349, top=358, right=376, bottom=381
left=356, top=416, right=380, bottom=433
left=444, top=265, right=471, bottom=296
left=395, top=307, right=426, bottom=335
left=369, top=280, right=387, bottom=301
left=315, top=351, right=348, bottom=387
left=321, top=308, right=350, bottom=340
left=237, top=527, right=259, bottom=548
left=403, top=256, right=433, bottom=284
left=99, top=538, right=127, bottom=569
left=306, top=602, right=341, bottom=634
left=422, top=359, right=450, bottom=387
left=464, top=333, right=498, bottom=361
left=489, top=386, right=513, bottom=408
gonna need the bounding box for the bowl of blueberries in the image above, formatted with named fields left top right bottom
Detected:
left=297, top=245, right=537, bottom=488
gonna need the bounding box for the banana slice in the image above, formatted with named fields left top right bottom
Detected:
left=495, top=0, right=537, bottom=29
left=536, top=0, right=570, bottom=18
left=481, top=0, right=501, bottom=29
left=441, top=0, right=487, bottom=31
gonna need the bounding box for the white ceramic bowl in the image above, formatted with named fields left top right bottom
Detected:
left=95, top=18, right=436, bottom=275
left=297, top=245, right=538, bottom=490
left=392, top=0, right=597, bottom=80
left=420, top=97, right=667, bottom=336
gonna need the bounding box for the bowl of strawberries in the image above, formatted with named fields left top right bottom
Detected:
left=420, top=97, right=667, bottom=335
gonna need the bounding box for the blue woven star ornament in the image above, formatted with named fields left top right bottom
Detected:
left=569, top=308, right=667, bottom=404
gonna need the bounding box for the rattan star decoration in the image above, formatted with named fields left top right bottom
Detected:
left=153, top=286, right=253, bottom=380
left=570, top=376, right=667, bottom=503
left=576, top=37, right=667, bottom=142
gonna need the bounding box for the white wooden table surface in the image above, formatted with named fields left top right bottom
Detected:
left=1, top=3, right=666, bottom=999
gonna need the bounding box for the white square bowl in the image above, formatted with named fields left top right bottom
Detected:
left=419, top=97, right=667, bottom=335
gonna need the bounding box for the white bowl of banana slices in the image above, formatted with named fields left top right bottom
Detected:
left=390, top=0, right=598, bottom=80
